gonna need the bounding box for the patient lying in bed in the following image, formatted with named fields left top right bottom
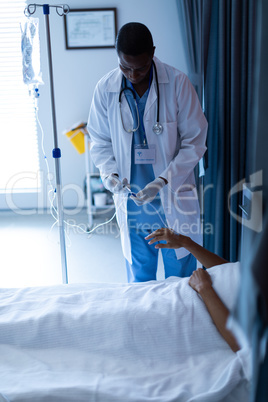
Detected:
left=0, top=231, right=251, bottom=402
left=146, top=227, right=241, bottom=353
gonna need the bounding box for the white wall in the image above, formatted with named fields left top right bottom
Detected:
left=27, top=0, right=187, bottom=210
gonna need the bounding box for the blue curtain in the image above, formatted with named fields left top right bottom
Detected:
left=177, top=0, right=258, bottom=261
left=176, top=0, right=207, bottom=233
left=203, top=0, right=258, bottom=261
left=178, top=2, right=268, bottom=399
left=176, top=0, right=203, bottom=100
left=233, top=0, right=268, bottom=399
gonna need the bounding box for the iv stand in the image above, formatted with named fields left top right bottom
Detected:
left=25, top=3, right=70, bottom=284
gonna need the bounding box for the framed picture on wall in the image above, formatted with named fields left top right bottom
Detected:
left=64, top=8, right=117, bottom=49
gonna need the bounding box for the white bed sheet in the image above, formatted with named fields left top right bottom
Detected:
left=0, top=262, right=250, bottom=402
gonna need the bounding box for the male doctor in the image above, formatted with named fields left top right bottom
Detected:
left=87, top=22, right=208, bottom=282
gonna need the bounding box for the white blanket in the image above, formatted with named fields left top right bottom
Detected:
left=0, top=262, right=250, bottom=402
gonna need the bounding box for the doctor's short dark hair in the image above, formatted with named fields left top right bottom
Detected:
left=115, top=22, right=154, bottom=56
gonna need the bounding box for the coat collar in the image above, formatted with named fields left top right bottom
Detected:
left=105, top=56, right=169, bottom=92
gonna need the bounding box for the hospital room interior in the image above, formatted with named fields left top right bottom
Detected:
left=0, top=0, right=268, bottom=401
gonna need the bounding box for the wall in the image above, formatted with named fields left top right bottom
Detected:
left=25, top=0, right=187, bottom=210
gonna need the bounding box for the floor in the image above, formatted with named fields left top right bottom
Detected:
left=0, top=208, right=165, bottom=288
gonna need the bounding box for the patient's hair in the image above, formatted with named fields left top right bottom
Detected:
left=115, top=22, right=154, bottom=56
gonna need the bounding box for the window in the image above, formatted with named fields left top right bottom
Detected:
left=0, top=1, right=40, bottom=193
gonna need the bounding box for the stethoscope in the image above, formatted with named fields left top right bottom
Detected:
left=118, top=60, right=163, bottom=135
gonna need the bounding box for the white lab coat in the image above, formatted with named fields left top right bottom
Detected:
left=87, top=57, right=208, bottom=263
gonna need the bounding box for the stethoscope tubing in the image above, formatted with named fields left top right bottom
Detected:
left=119, top=60, right=161, bottom=133
left=152, top=61, right=160, bottom=124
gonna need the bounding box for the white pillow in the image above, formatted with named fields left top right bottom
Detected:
left=207, top=261, right=241, bottom=311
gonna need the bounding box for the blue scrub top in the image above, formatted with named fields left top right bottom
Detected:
left=124, top=78, right=166, bottom=231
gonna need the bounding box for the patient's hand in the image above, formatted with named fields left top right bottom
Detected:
left=145, top=228, right=187, bottom=249
left=189, top=268, right=213, bottom=294
left=189, top=269, right=240, bottom=352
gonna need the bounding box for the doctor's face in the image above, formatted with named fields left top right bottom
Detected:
left=118, top=51, right=154, bottom=86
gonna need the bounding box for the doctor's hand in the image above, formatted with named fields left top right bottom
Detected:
left=103, top=174, right=129, bottom=194
left=131, top=177, right=167, bottom=205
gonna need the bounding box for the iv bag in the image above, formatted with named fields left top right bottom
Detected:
left=21, top=17, right=44, bottom=87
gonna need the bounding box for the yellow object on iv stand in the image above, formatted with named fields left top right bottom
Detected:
left=64, top=122, right=88, bottom=154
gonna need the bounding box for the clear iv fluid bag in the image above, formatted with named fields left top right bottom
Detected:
left=21, top=17, right=44, bottom=87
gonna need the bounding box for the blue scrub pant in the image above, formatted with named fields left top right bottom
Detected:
left=125, top=228, right=197, bottom=282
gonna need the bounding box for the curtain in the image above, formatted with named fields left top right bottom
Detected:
left=177, top=0, right=258, bottom=261
left=204, top=0, right=258, bottom=261
left=176, top=0, right=207, bottom=235
left=177, top=2, right=268, bottom=397
left=176, top=0, right=203, bottom=100
left=233, top=0, right=268, bottom=399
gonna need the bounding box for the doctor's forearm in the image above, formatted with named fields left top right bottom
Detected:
left=159, top=176, right=168, bottom=184
left=160, top=145, right=207, bottom=191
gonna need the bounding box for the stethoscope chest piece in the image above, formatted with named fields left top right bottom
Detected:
left=152, top=122, right=163, bottom=135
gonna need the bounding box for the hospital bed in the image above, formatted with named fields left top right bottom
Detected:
left=0, top=262, right=250, bottom=402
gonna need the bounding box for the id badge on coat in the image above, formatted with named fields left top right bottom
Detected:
left=134, top=144, right=156, bottom=164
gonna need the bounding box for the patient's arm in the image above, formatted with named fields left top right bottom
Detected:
left=189, top=268, right=240, bottom=352
left=145, top=228, right=228, bottom=268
